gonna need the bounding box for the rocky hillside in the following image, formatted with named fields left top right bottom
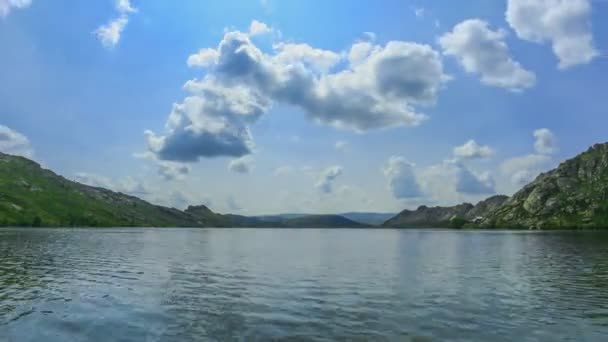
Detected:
left=0, top=153, right=207, bottom=227
left=383, top=195, right=509, bottom=228
left=383, top=203, right=474, bottom=228
left=482, top=143, right=608, bottom=229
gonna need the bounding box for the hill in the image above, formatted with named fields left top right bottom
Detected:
left=0, top=152, right=206, bottom=227
left=482, top=143, right=608, bottom=229
left=383, top=195, right=509, bottom=228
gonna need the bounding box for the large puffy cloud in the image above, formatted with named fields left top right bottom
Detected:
left=0, top=124, right=34, bottom=158
left=501, top=128, right=557, bottom=185
left=146, top=22, right=449, bottom=162
left=453, top=139, right=493, bottom=160
left=94, top=0, right=137, bottom=49
left=315, top=166, right=343, bottom=194
left=0, top=0, right=31, bottom=17
left=439, top=19, right=535, bottom=91
left=454, top=163, right=495, bottom=194
left=533, top=128, right=557, bottom=155
left=144, top=84, right=266, bottom=161
left=383, top=156, right=424, bottom=199
left=506, top=0, right=598, bottom=69
left=422, top=159, right=495, bottom=198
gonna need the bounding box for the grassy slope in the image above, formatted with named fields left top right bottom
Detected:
left=0, top=153, right=200, bottom=227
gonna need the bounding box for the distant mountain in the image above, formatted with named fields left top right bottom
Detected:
left=383, top=203, right=475, bottom=228
left=482, top=143, right=608, bottom=229
left=383, top=195, right=509, bottom=228
left=253, top=212, right=394, bottom=226
left=0, top=152, right=206, bottom=227
left=186, top=209, right=369, bottom=228
left=339, top=212, right=397, bottom=225
left=281, top=215, right=370, bottom=228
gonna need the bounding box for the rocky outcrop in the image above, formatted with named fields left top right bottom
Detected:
left=383, top=203, right=475, bottom=228
left=383, top=195, right=510, bottom=228
left=482, top=143, right=608, bottom=229
left=464, top=195, right=509, bottom=220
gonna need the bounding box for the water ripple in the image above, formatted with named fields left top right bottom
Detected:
left=1, top=228, right=608, bottom=341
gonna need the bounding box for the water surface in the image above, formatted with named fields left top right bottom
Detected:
left=1, top=228, right=608, bottom=341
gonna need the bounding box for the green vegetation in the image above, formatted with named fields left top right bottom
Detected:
left=0, top=153, right=203, bottom=227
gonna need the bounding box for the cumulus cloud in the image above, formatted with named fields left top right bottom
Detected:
left=0, top=124, right=34, bottom=158
left=187, top=48, right=219, bottom=67
left=228, top=156, right=254, bottom=173
left=383, top=156, right=424, bottom=199
left=533, top=128, right=557, bottom=155
left=145, top=22, right=449, bottom=162
left=501, top=154, right=551, bottom=185
left=0, top=0, right=31, bottom=17
left=439, top=19, right=535, bottom=91
left=249, top=20, right=272, bottom=36
left=454, top=163, right=495, bottom=194
left=423, top=159, right=495, bottom=196
left=501, top=128, right=557, bottom=185
left=94, top=0, right=137, bottom=49
left=315, top=166, right=343, bottom=193
left=506, top=0, right=598, bottom=69
left=453, top=139, right=493, bottom=159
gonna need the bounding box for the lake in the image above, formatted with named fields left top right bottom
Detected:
left=1, top=228, right=607, bottom=341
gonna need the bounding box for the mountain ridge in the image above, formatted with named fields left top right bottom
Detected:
left=3, top=141, right=608, bottom=229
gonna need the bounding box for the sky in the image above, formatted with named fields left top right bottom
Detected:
left=0, top=0, right=607, bottom=215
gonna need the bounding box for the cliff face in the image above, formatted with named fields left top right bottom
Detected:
left=483, top=143, right=608, bottom=229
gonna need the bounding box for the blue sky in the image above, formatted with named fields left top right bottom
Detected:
left=0, top=0, right=607, bottom=214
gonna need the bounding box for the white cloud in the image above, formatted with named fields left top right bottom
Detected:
left=414, top=7, right=425, bottom=18
left=422, top=159, right=495, bottom=196
left=187, top=48, right=219, bottom=67
left=506, top=0, right=598, bottom=69
left=315, top=166, right=343, bottom=193
left=94, top=16, right=129, bottom=49
left=94, top=0, right=137, bottom=49
left=146, top=26, right=449, bottom=162
left=144, top=83, right=266, bottom=161
left=0, top=0, right=31, bottom=18
left=249, top=20, right=272, bottom=36
left=501, top=154, right=551, bottom=185
left=533, top=128, right=557, bottom=155
left=334, top=140, right=349, bottom=151
left=439, top=19, right=536, bottom=91
left=383, top=156, right=424, bottom=199
left=454, top=163, right=495, bottom=194
left=500, top=128, right=558, bottom=186
left=273, top=42, right=342, bottom=73
left=228, top=156, right=254, bottom=173
left=453, top=139, right=493, bottom=159
left=116, top=0, right=136, bottom=14
left=0, top=124, right=34, bottom=158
